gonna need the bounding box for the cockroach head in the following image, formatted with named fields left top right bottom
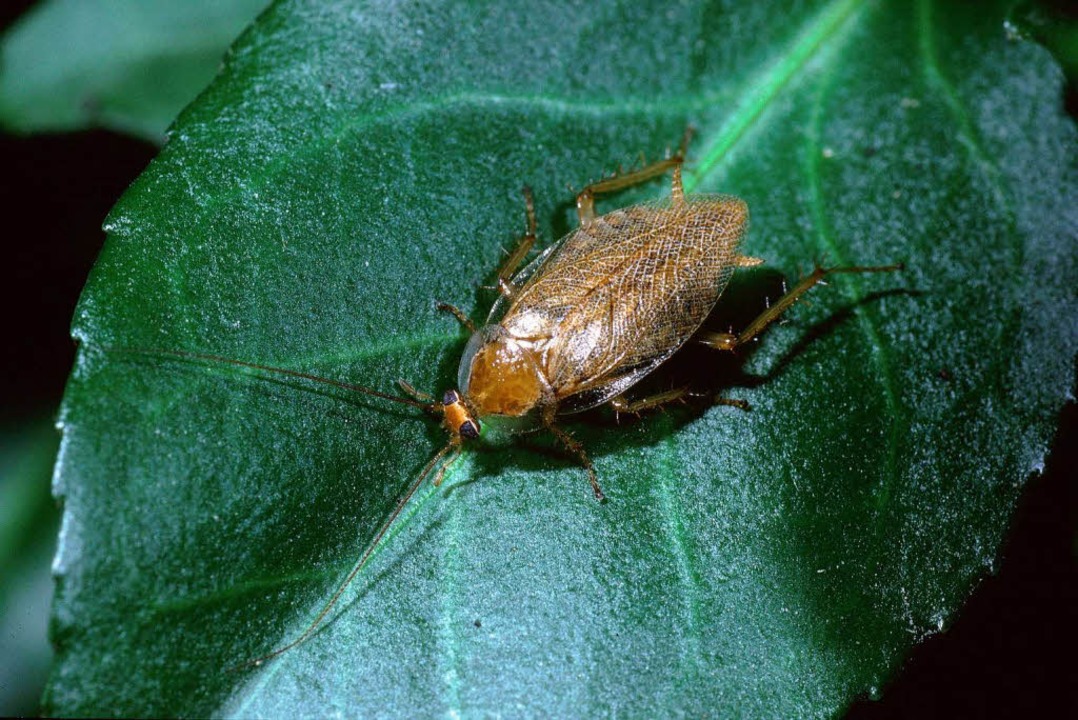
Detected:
left=441, top=389, right=481, bottom=440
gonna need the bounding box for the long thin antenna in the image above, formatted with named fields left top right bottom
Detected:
left=101, top=346, right=434, bottom=410
left=229, top=438, right=458, bottom=672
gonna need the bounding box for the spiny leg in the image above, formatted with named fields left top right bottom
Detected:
left=610, top=386, right=749, bottom=419
left=436, top=302, right=477, bottom=334
left=397, top=379, right=435, bottom=404
left=493, top=186, right=538, bottom=298
left=576, top=127, right=694, bottom=227
left=715, top=397, right=751, bottom=410
left=543, top=407, right=605, bottom=501
left=698, top=262, right=904, bottom=351
left=610, top=387, right=691, bottom=417
left=431, top=443, right=463, bottom=487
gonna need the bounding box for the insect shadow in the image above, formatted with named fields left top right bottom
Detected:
left=447, top=259, right=911, bottom=495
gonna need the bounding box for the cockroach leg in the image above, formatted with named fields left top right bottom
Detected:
left=431, top=442, right=463, bottom=487
left=575, top=148, right=690, bottom=227
left=494, top=186, right=538, bottom=298
left=436, top=302, right=478, bottom=334
left=543, top=408, right=606, bottom=502
left=669, top=164, right=686, bottom=206
left=610, top=387, right=749, bottom=420
left=610, top=386, right=690, bottom=417
left=735, top=255, right=766, bottom=268
left=398, top=379, right=435, bottom=404
left=698, top=262, right=904, bottom=351
left=696, top=331, right=738, bottom=351
left=575, top=127, right=696, bottom=225
left=714, top=397, right=751, bottom=411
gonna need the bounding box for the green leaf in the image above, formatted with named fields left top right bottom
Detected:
left=0, top=419, right=60, bottom=716
left=0, top=0, right=269, bottom=141
left=47, top=0, right=1077, bottom=716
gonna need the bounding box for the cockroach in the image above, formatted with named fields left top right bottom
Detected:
left=119, top=132, right=901, bottom=669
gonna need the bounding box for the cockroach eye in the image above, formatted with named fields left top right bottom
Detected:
left=442, top=389, right=461, bottom=405
left=459, top=420, right=480, bottom=440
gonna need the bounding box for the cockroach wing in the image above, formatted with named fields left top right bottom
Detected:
left=490, top=196, right=748, bottom=412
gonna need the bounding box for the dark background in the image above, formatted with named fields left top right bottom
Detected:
left=1, top=1, right=1074, bottom=716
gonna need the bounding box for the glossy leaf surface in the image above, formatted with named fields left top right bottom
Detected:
left=47, top=0, right=1077, bottom=716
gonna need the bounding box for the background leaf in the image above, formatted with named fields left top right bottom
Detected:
left=0, top=419, right=59, bottom=715
left=1008, top=0, right=1078, bottom=88
left=0, top=0, right=269, bottom=141
left=46, top=0, right=1076, bottom=717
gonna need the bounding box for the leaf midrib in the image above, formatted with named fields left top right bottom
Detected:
left=429, top=4, right=879, bottom=702
left=225, top=0, right=874, bottom=711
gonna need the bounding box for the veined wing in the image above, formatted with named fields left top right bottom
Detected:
left=497, top=196, right=748, bottom=411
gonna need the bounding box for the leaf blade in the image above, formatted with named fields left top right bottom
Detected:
left=47, top=0, right=1077, bottom=716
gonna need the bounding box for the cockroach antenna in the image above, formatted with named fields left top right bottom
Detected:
left=230, top=436, right=459, bottom=671
left=96, top=345, right=463, bottom=669
left=100, top=346, right=436, bottom=412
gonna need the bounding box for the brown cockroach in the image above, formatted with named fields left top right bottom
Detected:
left=128, top=133, right=900, bottom=669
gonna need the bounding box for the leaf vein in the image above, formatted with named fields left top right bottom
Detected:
left=916, top=0, right=1009, bottom=208
left=686, top=0, right=869, bottom=192
left=655, top=417, right=703, bottom=681
left=804, top=45, right=905, bottom=520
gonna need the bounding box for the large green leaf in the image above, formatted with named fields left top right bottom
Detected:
left=0, top=0, right=269, bottom=141
left=46, top=0, right=1076, bottom=716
